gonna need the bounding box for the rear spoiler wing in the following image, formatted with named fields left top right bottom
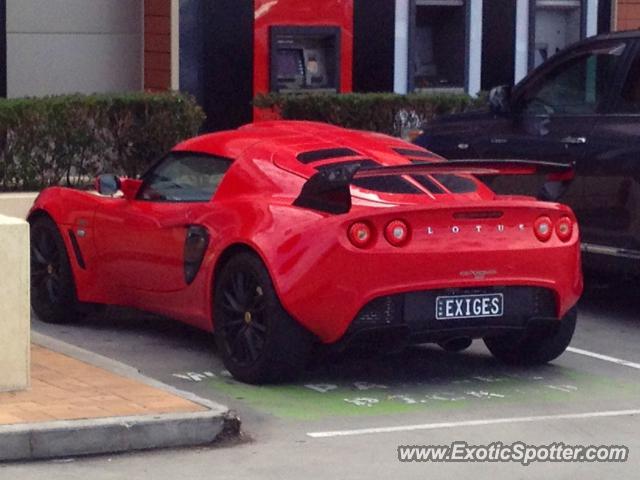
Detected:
left=293, top=159, right=575, bottom=214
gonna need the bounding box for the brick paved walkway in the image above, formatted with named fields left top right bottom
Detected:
left=0, top=345, right=207, bottom=425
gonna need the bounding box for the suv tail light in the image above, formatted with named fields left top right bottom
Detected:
left=348, top=222, right=374, bottom=248
left=534, top=216, right=553, bottom=242
left=384, top=219, right=410, bottom=247
left=555, top=216, right=573, bottom=242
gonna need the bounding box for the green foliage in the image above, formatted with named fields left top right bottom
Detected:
left=0, top=92, right=205, bottom=191
left=253, top=92, right=486, bottom=137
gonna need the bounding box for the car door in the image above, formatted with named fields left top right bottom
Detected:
left=417, top=111, right=494, bottom=160
left=94, top=152, right=231, bottom=293
left=579, top=40, right=640, bottom=254
left=484, top=40, right=630, bottom=204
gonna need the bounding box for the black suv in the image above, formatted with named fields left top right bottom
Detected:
left=415, top=30, right=640, bottom=275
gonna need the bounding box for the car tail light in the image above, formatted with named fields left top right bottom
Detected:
left=384, top=219, right=410, bottom=247
left=348, top=222, right=373, bottom=248
left=555, top=216, right=573, bottom=242
left=534, top=216, right=553, bottom=242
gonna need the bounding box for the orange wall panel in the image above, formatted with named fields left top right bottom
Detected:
left=144, top=0, right=171, bottom=90
left=616, top=1, right=640, bottom=30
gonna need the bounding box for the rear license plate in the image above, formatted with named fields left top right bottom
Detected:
left=435, top=293, right=504, bottom=320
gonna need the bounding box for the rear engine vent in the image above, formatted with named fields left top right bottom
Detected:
left=297, top=148, right=359, bottom=164
left=315, top=159, right=380, bottom=172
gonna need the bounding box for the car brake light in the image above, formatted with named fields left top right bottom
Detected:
left=384, top=219, right=410, bottom=247
left=348, top=222, right=373, bottom=248
left=555, top=216, right=573, bottom=242
left=534, top=216, right=553, bottom=242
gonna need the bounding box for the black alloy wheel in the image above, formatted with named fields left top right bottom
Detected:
left=219, top=269, right=268, bottom=367
left=30, top=216, right=80, bottom=324
left=484, top=307, right=577, bottom=365
left=214, top=252, right=312, bottom=384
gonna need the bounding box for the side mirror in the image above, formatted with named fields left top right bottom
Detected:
left=95, top=174, right=121, bottom=196
left=488, top=85, right=512, bottom=116
left=120, top=178, right=143, bottom=201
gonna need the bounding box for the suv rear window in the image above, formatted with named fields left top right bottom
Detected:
left=620, top=53, right=640, bottom=112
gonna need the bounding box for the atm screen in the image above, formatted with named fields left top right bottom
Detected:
left=270, top=26, right=340, bottom=93
left=276, top=49, right=305, bottom=80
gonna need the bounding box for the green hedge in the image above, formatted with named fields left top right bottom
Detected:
left=0, top=92, right=205, bottom=192
left=254, top=92, right=486, bottom=137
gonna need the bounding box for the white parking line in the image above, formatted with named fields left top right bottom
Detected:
left=307, top=409, right=640, bottom=438
left=566, top=347, right=640, bottom=370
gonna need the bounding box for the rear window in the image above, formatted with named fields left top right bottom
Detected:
left=619, top=52, right=640, bottom=112
left=431, top=174, right=477, bottom=193
left=316, top=160, right=477, bottom=195
left=316, top=160, right=421, bottom=194
left=410, top=160, right=478, bottom=193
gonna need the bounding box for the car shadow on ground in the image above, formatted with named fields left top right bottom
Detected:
left=41, top=306, right=575, bottom=388
left=33, top=276, right=639, bottom=391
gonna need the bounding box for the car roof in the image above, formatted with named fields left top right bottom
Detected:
left=584, top=28, right=640, bottom=42
left=551, top=29, right=640, bottom=54
left=173, top=121, right=440, bottom=178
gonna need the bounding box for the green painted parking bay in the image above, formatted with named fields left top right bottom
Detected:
left=202, top=345, right=640, bottom=420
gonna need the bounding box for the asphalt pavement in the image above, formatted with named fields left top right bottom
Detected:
left=2, top=278, right=640, bottom=479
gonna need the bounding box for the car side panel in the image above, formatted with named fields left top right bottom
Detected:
left=28, top=188, right=112, bottom=304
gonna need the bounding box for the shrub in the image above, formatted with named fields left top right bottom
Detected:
left=253, top=92, right=486, bottom=137
left=0, top=92, right=205, bottom=192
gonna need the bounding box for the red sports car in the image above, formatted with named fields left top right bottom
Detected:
left=28, top=121, right=582, bottom=383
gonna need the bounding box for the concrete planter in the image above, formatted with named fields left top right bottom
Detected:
left=0, top=193, right=39, bottom=220
left=0, top=215, right=30, bottom=392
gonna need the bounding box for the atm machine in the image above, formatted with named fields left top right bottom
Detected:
left=270, top=26, right=341, bottom=93
left=253, top=0, right=353, bottom=120
left=184, top=0, right=354, bottom=129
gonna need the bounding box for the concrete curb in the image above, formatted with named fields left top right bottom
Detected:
left=0, top=333, right=236, bottom=462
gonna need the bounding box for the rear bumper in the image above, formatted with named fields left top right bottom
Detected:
left=272, top=241, right=582, bottom=344
left=339, top=285, right=558, bottom=349
left=263, top=201, right=583, bottom=344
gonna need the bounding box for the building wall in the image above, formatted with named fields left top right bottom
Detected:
left=144, top=0, right=171, bottom=90
left=6, top=0, right=143, bottom=98
left=616, top=0, right=640, bottom=30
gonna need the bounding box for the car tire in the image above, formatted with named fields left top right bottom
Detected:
left=483, top=308, right=577, bottom=365
left=30, top=216, right=82, bottom=324
left=214, top=252, right=313, bottom=384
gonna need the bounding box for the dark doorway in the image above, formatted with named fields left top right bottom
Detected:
left=481, top=0, right=516, bottom=90
left=353, top=0, right=395, bottom=92
left=181, top=0, right=254, bottom=132
left=598, top=0, right=613, bottom=34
